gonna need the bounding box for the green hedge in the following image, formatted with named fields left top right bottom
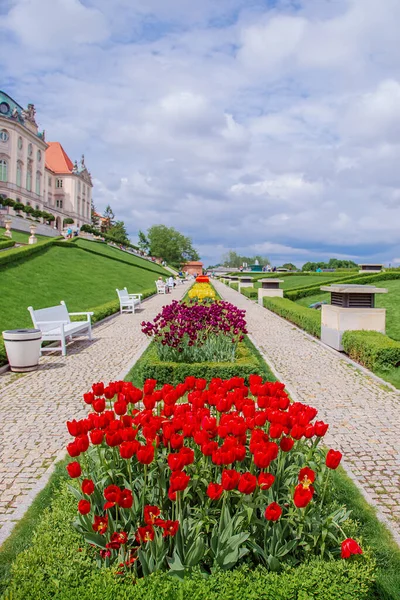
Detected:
left=241, top=287, right=258, bottom=300
left=90, top=288, right=155, bottom=324
left=128, top=336, right=275, bottom=386
left=0, top=237, right=64, bottom=268
left=263, top=297, right=321, bottom=338
left=4, top=483, right=375, bottom=600
left=0, top=239, right=15, bottom=250
left=230, top=282, right=239, bottom=291
left=286, top=272, right=400, bottom=302
left=342, top=331, right=400, bottom=371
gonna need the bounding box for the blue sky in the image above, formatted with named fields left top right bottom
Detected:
left=1, top=0, right=400, bottom=267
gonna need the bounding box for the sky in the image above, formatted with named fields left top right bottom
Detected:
left=1, top=0, right=400, bottom=267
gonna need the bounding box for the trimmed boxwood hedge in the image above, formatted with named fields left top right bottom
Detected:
left=4, top=483, right=376, bottom=600
left=0, top=237, right=64, bottom=268
left=263, top=297, right=321, bottom=338
left=129, top=336, right=275, bottom=386
left=342, top=331, right=400, bottom=371
left=241, top=287, right=258, bottom=300
left=286, top=271, right=400, bottom=302
left=230, top=282, right=239, bottom=291
left=0, top=239, right=16, bottom=250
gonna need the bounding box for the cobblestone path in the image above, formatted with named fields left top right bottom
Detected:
left=214, top=281, right=400, bottom=543
left=0, top=284, right=189, bottom=545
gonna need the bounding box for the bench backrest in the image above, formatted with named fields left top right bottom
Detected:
left=116, top=288, right=130, bottom=301
left=28, top=302, right=70, bottom=332
left=155, top=280, right=165, bottom=288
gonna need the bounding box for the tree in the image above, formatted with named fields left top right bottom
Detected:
left=107, top=220, right=129, bottom=244
left=282, top=263, right=297, bottom=271
left=147, top=225, right=199, bottom=267
left=221, top=251, right=270, bottom=268
left=138, top=230, right=150, bottom=253
left=102, top=204, right=115, bottom=232
left=91, top=200, right=99, bottom=227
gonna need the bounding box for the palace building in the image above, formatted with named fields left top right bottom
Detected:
left=0, top=90, right=92, bottom=231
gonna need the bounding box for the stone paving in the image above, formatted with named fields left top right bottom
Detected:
left=214, top=280, right=400, bottom=543
left=0, top=284, right=189, bottom=545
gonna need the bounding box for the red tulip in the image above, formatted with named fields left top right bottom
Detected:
left=144, top=505, right=161, bottom=525
left=170, top=470, right=190, bottom=493
left=280, top=437, right=294, bottom=452
left=258, top=473, right=275, bottom=490
left=137, top=444, right=154, bottom=465
left=221, top=469, right=241, bottom=491
left=341, top=538, right=362, bottom=559
left=66, top=462, right=81, bottom=478
left=82, top=479, right=95, bottom=495
left=293, top=483, right=314, bottom=508
left=265, top=502, right=282, bottom=521
left=326, top=449, right=343, bottom=470
left=298, top=467, right=315, bottom=485
left=314, top=421, right=329, bottom=437
left=78, top=499, right=91, bottom=515
left=207, top=482, right=224, bottom=500
left=90, top=429, right=104, bottom=445
left=238, top=472, right=257, bottom=494
left=92, top=515, right=108, bottom=534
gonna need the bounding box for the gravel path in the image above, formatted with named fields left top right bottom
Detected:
left=0, top=284, right=189, bottom=546
left=214, top=280, right=400, bottom=543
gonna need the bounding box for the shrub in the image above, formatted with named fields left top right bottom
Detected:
left=241, top=287, right=258, bottom=300
left=63, top=218, right=74, bottom=225
left=13, top=202, right=24, bottom=212
left=31, top=209, right=43, bottom=219
left=0, top=239, right=15, bottom=250
left=6, top=481, right=376, bottom=600
left=263, top=297, right=321, bottom=338
left=342, top=331, right=400, bottom=371
left=22, top=205, right=34, bottom=214
left=137, top=337, right=274, bottom=385
left=230, top=282, right=239, bottom=291
left=1, top=197, right=15, bottom=207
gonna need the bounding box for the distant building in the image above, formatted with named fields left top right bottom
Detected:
left=182, top=260, right=204, bottom=276
left=0, top=90, right=92, bottom=232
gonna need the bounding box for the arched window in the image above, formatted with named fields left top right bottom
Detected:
left=26, top=166, right=32, bottom=191
left=16, top=162, right=22, bottom=187
left=0, top=130, right=9, bottom=142
left=35, top=171, right=41, bottom=195
left=0, top=159, right=7, bottom=182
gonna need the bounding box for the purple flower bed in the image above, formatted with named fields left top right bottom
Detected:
left=141, top=300, right=248, bottom=363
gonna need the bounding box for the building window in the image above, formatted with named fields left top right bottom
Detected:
left=16, top=162, right=22, bottom=187
left=26, top=166, right=32, bottom=191
left=56, top=199, right=63, bottom=209
left=56, top=179, right=63, bottom=188
left=18, top=136, right=23, bottom=150
left=77, top=199, right=80, bottom=214
left=0, top=130, right=9, bottom=142
left=83, top=184, right=86, bottom=196
left=48, top=176, right=52, bottom=186
left=78, top=180, right=81, bottom=193
left=28, top=143, right=33, bottom=157
left=0, top=159, right=7, bottom=182
left=27, top=201, right=31, bottom=206
left=37, top=150, right=42, bottom=162
left=36, top=172, right=41, bottom=195
left=36, top=204, right=39, bottom=210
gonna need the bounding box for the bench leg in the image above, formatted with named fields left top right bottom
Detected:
left=88, top=326, right=92, bottom=341
left=61, top=337, right=67, bottom=356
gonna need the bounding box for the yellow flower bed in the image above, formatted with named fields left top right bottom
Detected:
left=188, top=283, right=216, bottom=302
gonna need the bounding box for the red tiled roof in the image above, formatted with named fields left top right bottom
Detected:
left=45, top=142, right=74, bottom=174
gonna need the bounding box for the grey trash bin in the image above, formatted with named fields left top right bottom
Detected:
left=2, top=329, right=42, bottom=372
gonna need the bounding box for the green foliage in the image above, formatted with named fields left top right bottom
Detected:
left=0, top=197, right=15, bottom=207
left=302, top=259, right=358, bottom=271
left=80, top=224, right=138, bottom=250
left=263, top=297, right=321, bottom=338
left=230, top=282, right=239, bottom=291
left=221, top=251, right=270, bottom=269
left=0, top=237, right=60, bottom=268
left=4, top=482, right=376, bottom=600
left=129, top=336, right=275, bottom=386
left=103, top=204, right=115, bottom=230
left=281, top=263, right=297, bottom=271
left=91, top=200, right=99, bottom=227
left=147, top=224, right=199, bottom=267
left=13, top=202, right=24, bottom=211
left=341, top=331, right=400, bottom=371
left=63, top=217, right=74, bottom=225
left=138, top=230, right=150, bottom=253
left=241, top=287, right=258, bottom=300
left=107, top=220, right=130, bottom=244
left=0, top=239, right=15, bottom=250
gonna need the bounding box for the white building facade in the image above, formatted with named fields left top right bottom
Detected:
left=0, top=91, right=92, bottom=231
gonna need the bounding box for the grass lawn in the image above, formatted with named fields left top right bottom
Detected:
left=296, top=279, right=400, bottom=342
left=0, top=241, right=170, bottom=364
left=0, top=226, right=52, bottom=244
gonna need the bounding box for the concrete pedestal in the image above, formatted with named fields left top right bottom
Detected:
left=238, top=277, right=253, bottom=292
left=321, top=305, right=386, bottom=351
left=258, top=288, right=284, bottom=305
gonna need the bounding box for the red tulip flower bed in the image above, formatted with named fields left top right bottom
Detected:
left=196, top=275, right=209, bottom=283
left=66, top=375, right=362, bottom=577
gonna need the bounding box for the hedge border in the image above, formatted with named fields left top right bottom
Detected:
left=342, top=330, right=400, bottom=371
left=263, top=297, right=321, bottom=338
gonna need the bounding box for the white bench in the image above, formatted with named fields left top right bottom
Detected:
left=116, top=288, right=142, bottom=314
left=28, top=301, right=93, bottom=356
left=155, top=280, right=167, bottom=294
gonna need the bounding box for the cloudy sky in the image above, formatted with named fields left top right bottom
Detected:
left=1, top=0, right=400, bottom=267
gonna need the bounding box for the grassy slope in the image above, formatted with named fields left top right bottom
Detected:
left=296, top=279, right=400, bottom=342
left=0, top=241, right=170, bottom=357
left=0, top=226, right=51, bottom=244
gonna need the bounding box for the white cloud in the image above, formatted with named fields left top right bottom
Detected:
left=0, top=0, right=400, bottom=265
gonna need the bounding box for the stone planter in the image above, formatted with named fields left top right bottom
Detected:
left=258, top=279, right=284, bottom=305
left=2, top=329, right=42, bottom=372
